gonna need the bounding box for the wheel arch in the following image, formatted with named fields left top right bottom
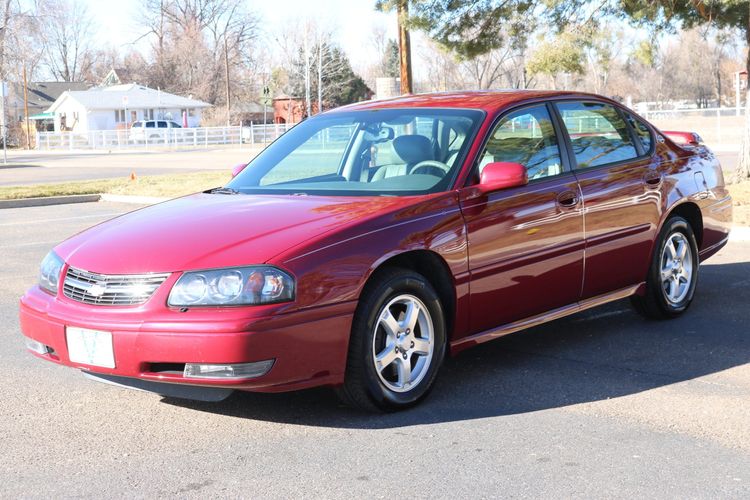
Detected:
left=663, top=201, right=704, bottom=248
left=363, top=250, right=457, bottom=342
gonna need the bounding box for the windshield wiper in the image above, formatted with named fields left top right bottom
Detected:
left=208, top=187, right=241, bottom=195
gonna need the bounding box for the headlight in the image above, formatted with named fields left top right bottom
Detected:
left=39, top=251, right=64, bottom=295
left=168, top=266, right=295, bottom=306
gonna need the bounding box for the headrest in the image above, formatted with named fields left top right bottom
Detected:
left=393, top=135, right=433, bottom=164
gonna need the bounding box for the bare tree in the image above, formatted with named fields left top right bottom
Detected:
left=138, top=0, right=259, bottom=110
left=37, top=0, right=96, bottom=82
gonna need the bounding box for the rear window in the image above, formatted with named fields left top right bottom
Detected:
left=132, top=122, right=142, bottom=128
left=556, top=101, right=638, bottom=168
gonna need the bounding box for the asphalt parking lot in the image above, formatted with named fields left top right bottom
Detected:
left=1, top=201, right=749, bottom=498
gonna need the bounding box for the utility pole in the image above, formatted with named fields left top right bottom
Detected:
left=0, top=80, right=6, bottom=164
left=23, top=63, right=31, bottom=149
left=304, top=30, right=311, bottom=118
left=397, top=0, right=413, bottom=95
left=317, top=33, right=322, bottom=114
left=224, top=33, right=231, bottom=126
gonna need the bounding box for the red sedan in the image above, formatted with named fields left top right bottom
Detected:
left=20, top=91, right=732, bottom=411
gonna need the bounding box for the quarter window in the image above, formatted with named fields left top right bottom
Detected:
left=479, top=105, right=563, bottom=180
left=624, top=112, right=653, bottom=153
left=556, top=101, right=638, bottom=168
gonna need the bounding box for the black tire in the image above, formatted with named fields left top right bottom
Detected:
left=336, top=267, right=446, bottom=412
left=631, top=216, right=699, bottom=319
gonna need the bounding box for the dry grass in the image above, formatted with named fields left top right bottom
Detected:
left=0, top=171, right=232, bottom=200
left=728, top=182, right=750, bottom=226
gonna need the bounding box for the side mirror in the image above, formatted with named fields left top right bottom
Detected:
left=231, top=162, right=248, bottom=178
left=478, top=161, right=528, bottom=194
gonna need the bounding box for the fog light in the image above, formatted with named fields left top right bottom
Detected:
left=183, top=360, right=274, bottom=380
left=25, top=337, right=49, bottom=355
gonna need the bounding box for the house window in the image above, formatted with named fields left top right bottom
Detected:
left=145, top=109, right=154, bottom=120
left=114, top=110, right=126, bottom=122
left=188, top=108, right=195, bottom=117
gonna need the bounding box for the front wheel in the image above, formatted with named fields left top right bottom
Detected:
left=337, top=268, right=446, bottom=412
left=631, top=216, right=699, bottom=319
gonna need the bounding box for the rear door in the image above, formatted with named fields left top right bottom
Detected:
left=553, top=100, right=662, bottom=298
left=459, top=103, right=585, bottom=334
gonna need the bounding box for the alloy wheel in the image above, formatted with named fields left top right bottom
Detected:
left=371, top=294, right=435, bottom=393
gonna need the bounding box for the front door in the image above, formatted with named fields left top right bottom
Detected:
left=459, top=103, right=585, bottom=335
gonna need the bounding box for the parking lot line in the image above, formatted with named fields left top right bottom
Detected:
left=0, top=240, right=62, bottom=249
left=0, top=213, right=124, bottom=227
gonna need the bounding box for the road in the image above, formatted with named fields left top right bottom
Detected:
left=0, top=148, right=262, bottom=186
left=0, top=148, right=740, bottom=188
left=1, top=202, right=749, bottom=498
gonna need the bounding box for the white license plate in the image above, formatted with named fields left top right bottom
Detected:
left=65, top=327, right=115, bottom=368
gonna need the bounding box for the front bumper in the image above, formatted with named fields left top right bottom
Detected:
left=19, top=285, right=355, bottom=395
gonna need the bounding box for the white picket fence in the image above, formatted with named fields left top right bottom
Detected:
left=640, top=106, right=746, bottom=146
left=35, top=123, right=293, bottom=151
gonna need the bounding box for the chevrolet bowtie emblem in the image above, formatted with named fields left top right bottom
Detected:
left=87, top=283, right=107, bottom=297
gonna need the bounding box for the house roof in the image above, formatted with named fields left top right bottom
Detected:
left=47, top=84, right=212, bottom=112
left=100, top=68, right=134, bottom=86
left=7, top=81, right=90, bottom=108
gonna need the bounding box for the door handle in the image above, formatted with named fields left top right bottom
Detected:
left=643, top=171, right=662, bottom=188
left=556, top=190, right=579, bottom=208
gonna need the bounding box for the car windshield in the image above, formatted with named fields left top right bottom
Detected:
left=226, top=108, right=484, bottom=196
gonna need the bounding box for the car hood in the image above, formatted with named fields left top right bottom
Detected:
left=56, top=193, right=416, bottom=274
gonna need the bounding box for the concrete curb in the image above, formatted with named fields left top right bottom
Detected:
left=0, top=194, right=101, bottom=209
left=100, top=194, right=170, bottom=205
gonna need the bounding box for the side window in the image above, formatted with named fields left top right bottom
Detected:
left=480, top=105, right=563, bottom=180
left=145, top=121, right=155, bottom=128
left=556, top=101, right=638, bottom=168
left=624, top=112, right=653, bottom=153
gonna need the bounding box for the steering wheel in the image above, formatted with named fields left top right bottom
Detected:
left=410, top=160, right=450, bottom=177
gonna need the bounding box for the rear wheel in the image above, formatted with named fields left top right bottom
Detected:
left=631, top=216, right=699, bottom=319
left=337, top=268, right=446, bottom=412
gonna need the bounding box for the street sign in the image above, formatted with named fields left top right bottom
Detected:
left=260, top=86, right=272, bottom=106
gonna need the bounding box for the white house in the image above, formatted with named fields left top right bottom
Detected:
left=46, top=84, right=212, bottom=132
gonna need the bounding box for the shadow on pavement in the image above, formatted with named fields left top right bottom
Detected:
left=163, top=260, right=750, bottom=427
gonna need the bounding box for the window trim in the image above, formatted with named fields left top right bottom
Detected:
left=466, top=101, right=573, bottom=187
left=552, top=99, right=653, bottom=172
left=621, top=109, right=655, bottom=158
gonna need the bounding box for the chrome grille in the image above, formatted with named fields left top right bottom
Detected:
left=63, top=267, right=170, bottom=306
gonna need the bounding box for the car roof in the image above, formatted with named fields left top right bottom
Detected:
left=333, top=90, right=617, bottom=113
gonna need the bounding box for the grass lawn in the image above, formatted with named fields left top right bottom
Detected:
left=728, top=182, right=750, bottom=226
left=0, top=171, right=232, bottom=200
